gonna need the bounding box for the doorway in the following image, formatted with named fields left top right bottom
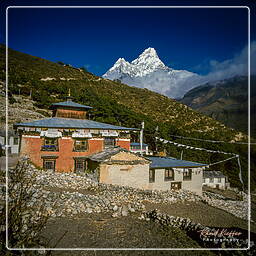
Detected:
left=171, top=182, right=182, bottom=190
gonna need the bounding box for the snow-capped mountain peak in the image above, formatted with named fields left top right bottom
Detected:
left=131, top=47, right=166, bottom=74
left=108, top=57, right=131, bottom=74
left=103, top=48, right=202, bottom=99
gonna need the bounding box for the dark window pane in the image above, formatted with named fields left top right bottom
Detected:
left=104, top=137, right=115, bottom=148
left=44, top=160, right=55, bottom=171
left=74, top=139, right=88, bottom=151
left=165, top=168, right=174, bottom=181
left=75, top=160, right=85, bottom=172
left=149, top=169, right=155, bottom=183
left=183, top=169, right=192, bottom=181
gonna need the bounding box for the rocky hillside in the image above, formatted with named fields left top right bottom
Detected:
left=180, top=76, right=256, bottom=137
left=0, top=44, right=254, bottom=189
left=0, top=94, right=51, bottom=130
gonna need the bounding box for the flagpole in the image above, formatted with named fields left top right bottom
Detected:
left=140, top=121, right=144, bottom=156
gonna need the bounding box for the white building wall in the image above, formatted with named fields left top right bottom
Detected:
left=148, top=167, right=203, bottom=195
left=203, top=177, right=226, bottom=189
left=99, top=163, right=150, bottom=190
left=9, top=136, right=19, bottom=154
left=0, top=135, right=19, bottom=154
left=99, top=163, right=203, bottom=195
left=0, top=136, right=4, bottom=147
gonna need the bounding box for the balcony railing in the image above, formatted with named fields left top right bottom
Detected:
left=41, top=145, right=58, bottom=151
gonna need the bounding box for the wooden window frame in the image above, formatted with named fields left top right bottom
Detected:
left=74, top=159, right=87, bottom=172
left=164, top=168, right=174, bottom=181
left=149, top=169, right=155, bottom=183
left=73, top=139, right=89, bottom=152
left=43, top=159, right=56, bottom=171
left=183, top=168, right=192, bottom=181
left=104, top=137, right=116, bottom=148
left=13, top=137, right=19, bottom=145
left=41, top=138, right=59, bottom=151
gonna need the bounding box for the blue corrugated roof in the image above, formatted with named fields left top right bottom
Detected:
left=130, top=142, right=148, bottom=146
left=14, top=117, right=138, bottom=130
left=50, top=100, right=93, bottom=109
left=147, top=156, right=207, bottom=168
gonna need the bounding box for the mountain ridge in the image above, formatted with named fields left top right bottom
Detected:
left=0, top=44, right=254, bottom=189
left=180, top=75, right=256, bottom=137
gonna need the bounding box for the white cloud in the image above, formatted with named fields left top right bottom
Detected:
left=204, top=41, right=256, bottom=82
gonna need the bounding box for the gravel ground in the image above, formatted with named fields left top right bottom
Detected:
left=39, top=212, right=215, bottom=255
left=143, top=201, right=255, bottom=232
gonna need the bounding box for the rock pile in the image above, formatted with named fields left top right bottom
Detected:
left=6, top=160, right=249, bottom=221
left=202, top=191, right=248, bottom=220
left=22, top=163, right=201, bottom=218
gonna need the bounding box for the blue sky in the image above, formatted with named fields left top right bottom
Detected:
left=1, top=1, right=254, bottom=76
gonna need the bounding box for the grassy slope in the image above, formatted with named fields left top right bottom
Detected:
left=0, top=44, right=254, bottom=189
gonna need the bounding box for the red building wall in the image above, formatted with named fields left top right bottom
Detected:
left=20, top=136, right=130, bottom=172
left=116, top=139, right=130, bottom=151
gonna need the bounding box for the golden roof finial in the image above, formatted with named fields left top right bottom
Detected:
left=68, top=88, right=71, bottom=97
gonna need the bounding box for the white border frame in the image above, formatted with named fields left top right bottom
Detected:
left=5, top=5, right=251, bottom=251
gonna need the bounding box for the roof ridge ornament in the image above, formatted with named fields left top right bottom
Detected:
left=67, top=88, right=72, bottom=101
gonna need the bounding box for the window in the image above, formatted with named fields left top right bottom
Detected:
left=209, top=178, right=214, bottom=183
left=43, top=160, right=56, bottom=171
left=164, top=168, right=174, bottom=181
left=74, top=159, right=87, bottom=172
left=74, top=139, right=88, bottom=151
left=217, top=178, right=222, bottom=183
left=42, top=138, right=58, bottom=151
left=120, top=168, right=128, bottom=171
left=203, top=178, right=206, bottom=183
left=149, top=169, right=155, bottom=183
left=183, top=169, right=192, bottom=181
left=13, top=137, right=19, bottom=145
left=104, top=137, right=115, bottom=148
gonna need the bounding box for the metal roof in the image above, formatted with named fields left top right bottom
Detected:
left=203, top=171, right=226, bottom=178
left=88, top=147, right=126, bottom=162
left=50, top=100, right=93, bottom=109
left=88, top=146, right=149, bottom=163
left=14, top=117, right=138, bottom=130
left=147, top=156, right=207, bottom=168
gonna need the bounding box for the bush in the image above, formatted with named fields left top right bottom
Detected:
left=0, top=159, right=50, bottom=255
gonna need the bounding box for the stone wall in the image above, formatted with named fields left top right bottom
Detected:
left=142, top=209, right=251, bottom=249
